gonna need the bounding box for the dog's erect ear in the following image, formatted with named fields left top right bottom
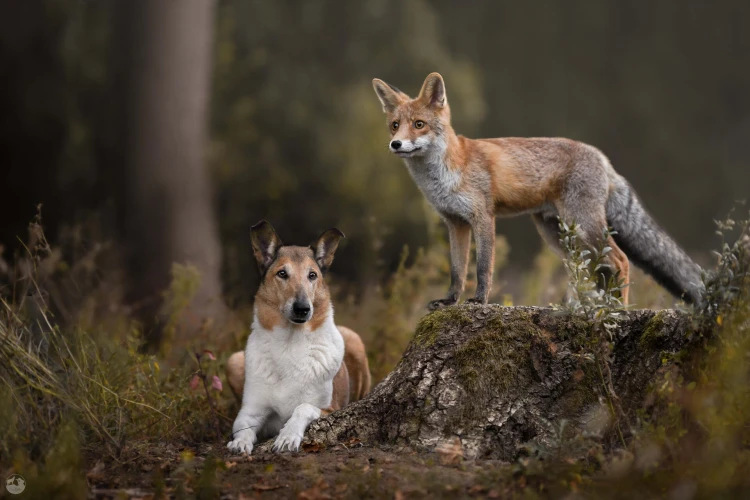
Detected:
left=417, top=72, right=446, bottom=108
left=312, top=228, right=345, bottom=273
left=250, top=220, right=283, bottom=275
left=372, top=78, right=406, bottom=113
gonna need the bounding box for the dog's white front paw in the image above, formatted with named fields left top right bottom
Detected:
left=272, top=427, right=303, bottom=452
left=227, top=433, right=254, bottom=455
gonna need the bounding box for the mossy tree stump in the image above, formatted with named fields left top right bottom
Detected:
left=302, top=305, right=695, bottom=459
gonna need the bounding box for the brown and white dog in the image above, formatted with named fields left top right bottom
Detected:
left=226, top=221, right=371, bottom=454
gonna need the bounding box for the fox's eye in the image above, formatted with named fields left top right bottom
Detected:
left=391, top=121, right=399, bottom=131
left=276, top=269, right=288, bottom=279
left=414, top=120, right=425, bottom=129
left=308, top=271, right=318, bottom=281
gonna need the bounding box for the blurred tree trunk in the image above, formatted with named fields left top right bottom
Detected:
left=113, top=0, right=227, bottom=349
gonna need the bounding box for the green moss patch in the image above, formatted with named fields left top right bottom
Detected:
left=639, top=310, right=670, bottom=348
left=413, top=307, right=474, bottom=347
left=447, top=315, right=541, bottom=431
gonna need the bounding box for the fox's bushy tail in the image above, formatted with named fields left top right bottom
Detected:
left=606, top=178, right=704, bottom=304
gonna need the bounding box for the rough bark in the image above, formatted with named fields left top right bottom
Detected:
left=299, top=305, right=697, bottom=460
left=113, top=0, right=227, bottom=346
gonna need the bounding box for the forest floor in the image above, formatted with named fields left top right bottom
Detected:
left=86, top=441, right=525, bottom=499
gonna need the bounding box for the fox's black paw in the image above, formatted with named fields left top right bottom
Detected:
left=427, top=298, right=457, bottom=311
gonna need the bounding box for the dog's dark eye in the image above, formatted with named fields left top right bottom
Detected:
left=276, top=269, right=288, bottom=279
left=308, top=271, right=318, bottom=281
left=391, top=121, right=399, bottom=131
left=414, top=120, right=424, bottom=129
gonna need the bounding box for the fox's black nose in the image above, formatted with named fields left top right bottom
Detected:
left=390, top=140, right=402, bottom=150
left=292, top=301, right=311, bottom=318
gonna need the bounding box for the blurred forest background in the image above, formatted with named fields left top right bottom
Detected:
left=2, top=1, right=750, bottom=496
left=2, top=0, right=749, bottom=352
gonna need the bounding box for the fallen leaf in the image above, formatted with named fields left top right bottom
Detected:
left=487, top=489, right=501, bottom=499
left=298, top=478, right=331, bottom=500
left=224, top=461, right=237, bottom=469
left=334, top=484, right=348, bottom=494
left=344, top=437, right=361, bottom=446
left=468, top=484, right=486, bottom=495
left=436, top=437, right=464, bottom=466
left=302, top=442, right=323, bottom=453
left=394, top=491, right=405, bottom=500
left=252, top=483, right=283, bottom=491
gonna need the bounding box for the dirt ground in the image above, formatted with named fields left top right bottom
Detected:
left=86, top=440, right=526, bottom=499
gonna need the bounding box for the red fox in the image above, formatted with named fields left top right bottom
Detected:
left=372, top=72, right=704, bottom=309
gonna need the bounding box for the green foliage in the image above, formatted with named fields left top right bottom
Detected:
left=508, top=210, right=750, bottom=497
left=557, top=220, right=627, bottom=337
left=697, top=204, right=750, bottom=320
left=160, top=263, right=203, bottom=354
left=0, top=226, right=236, bottom=493
left=337, top=231, right=450, bottom=382
left=12, top=420, right=88, bottom=500
left=554, top=220, right=629, bottom=444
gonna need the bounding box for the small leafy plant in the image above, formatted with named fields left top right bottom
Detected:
left=696, top=202, right=750, bottom=320
left=554, top=220, right=629, bottom=444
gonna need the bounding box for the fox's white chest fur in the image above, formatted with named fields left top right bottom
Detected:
left=404, top=154, right=475, bottom=222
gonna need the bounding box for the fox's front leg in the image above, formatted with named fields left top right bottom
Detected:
left=428, top=217, right=471, bottom=311
left=466, top=216, right=495, bottom=305
left=273, top=403, right=321, bottom=452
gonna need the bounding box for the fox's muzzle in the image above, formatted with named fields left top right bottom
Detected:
left=389, top=138, right=425, bottom=157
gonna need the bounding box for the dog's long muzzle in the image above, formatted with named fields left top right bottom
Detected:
left=290, top=300, right=312, bottom=323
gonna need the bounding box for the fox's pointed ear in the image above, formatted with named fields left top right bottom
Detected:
left=312, top=228, right=345, bottom=273
left=250, top=220, right=283, bottom=275
left=418, top=72, right=446, bottom=108
left=372, top=78, right=406, bottom=113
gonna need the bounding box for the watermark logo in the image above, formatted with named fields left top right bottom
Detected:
left=5, top=474, right=26, bottom=495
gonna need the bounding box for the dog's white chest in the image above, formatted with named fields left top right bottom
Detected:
left=244, top=318, right=344, bottom=419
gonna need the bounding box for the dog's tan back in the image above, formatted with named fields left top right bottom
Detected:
left=337, top=326, right=371, bottom=403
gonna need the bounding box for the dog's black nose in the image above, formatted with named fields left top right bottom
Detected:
left=292, top=302, right=311, bottom=318
left=390, top=140, right=402, bottom=150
